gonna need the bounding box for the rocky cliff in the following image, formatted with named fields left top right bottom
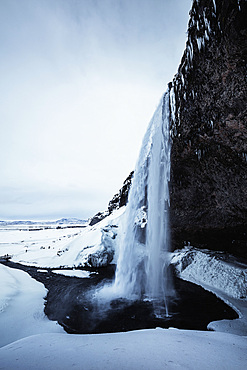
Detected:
left=169, top=0, right=247, bottom=257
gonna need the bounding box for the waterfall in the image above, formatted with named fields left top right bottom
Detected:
left=112, top=90, right=172, bottom=315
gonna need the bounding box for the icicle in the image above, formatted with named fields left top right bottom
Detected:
left=170, top=87, right=176, bottom=124
left=212, top=0, right=216, bottom=13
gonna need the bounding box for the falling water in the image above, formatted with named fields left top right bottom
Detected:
left=112, top=90, right=172, bottom=316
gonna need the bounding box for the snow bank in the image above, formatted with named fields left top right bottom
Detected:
left=171, top=247, right=247, bottom=336
left=0, top=328, right=246, bottom=370
left=171, top=247, right=247, bottom=299
left=0, top=264, right=63, bottom=347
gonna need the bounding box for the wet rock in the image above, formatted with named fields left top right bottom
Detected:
left=169, top=0, right=247, bottom=257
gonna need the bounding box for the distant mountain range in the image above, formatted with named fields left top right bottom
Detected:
left=0, top=218, right=87, bottom=226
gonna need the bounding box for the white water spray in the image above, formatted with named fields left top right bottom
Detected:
left=111, top=90, right=172, bottom=315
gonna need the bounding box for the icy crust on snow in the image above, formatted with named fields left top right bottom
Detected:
left=171, top=247, right=247, bottom=299
left=0, top=264, right=63, bottom=347
left=0, top=208, right=125, bottom=269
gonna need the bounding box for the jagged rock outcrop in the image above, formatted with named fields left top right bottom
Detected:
left=169, top=0, right=247, bottom=257
left=89, top=171, right=133, bottom=226
left=108, top=171, right=134, bottom=212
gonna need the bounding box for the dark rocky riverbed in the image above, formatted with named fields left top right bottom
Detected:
left=1, top=261, right=238, bottom=334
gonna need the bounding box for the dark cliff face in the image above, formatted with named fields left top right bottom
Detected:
left=169, top=0, right=247, bottom=256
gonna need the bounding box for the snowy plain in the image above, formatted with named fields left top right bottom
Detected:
left=0, top=213, right=247, bottom=369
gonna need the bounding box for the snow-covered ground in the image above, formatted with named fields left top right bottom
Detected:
left=0, top=208, right=124, bottom=268
left=171, top=247, right=247, bottom=300
left=0, top=264, right=63, bottom=348
left=1, top=328, right=247, bottom=370
left=0, top=217, right=247, bottom=369
left=171, top=247, right=247, bottom=337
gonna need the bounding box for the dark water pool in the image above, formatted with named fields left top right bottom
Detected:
left=1, top=261, right=238, bottom=334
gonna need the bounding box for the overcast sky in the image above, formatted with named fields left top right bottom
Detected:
left=0, top=0, right=191, bottom=221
